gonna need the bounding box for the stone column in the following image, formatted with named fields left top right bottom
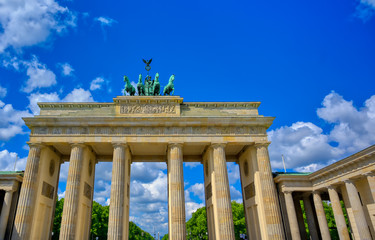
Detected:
left=327, top=186, right=350, bottom=240
left=12, top=143, right=43, bottom=239
left=108, top=143, right=128, bottom=240
left=344, top=179, right=372, bottom=239
left=363, top=172, right=375, bottom=202
left=283, top=191, right=301, bottom=240
left=294, top=197, right=308, bottom=239
left=0, top=190, right=14, bottom=239
left=60, top=143, right=85, bottom=240
left=168, top=143, right=186, bottom=240
left=302, top=195, right=319, bottom=240
left=255, top=143, right=285, bottom=239
left=312, top=191, right=331, bottom=240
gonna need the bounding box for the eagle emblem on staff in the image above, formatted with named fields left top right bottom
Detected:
left=143, top=58, right=152, bottom=71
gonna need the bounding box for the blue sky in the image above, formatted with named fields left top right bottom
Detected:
left=0, top=0, right=374, bottom=235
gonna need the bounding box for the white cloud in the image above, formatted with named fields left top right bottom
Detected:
left=95, top=16, right=117, bottom=26
left=227, top=162, right=240, bottom=185
left=60, top=63, right=74, bottom=76
left=0, top=0, right=76, bottom=52
left=268, top=92, right=375, bottom=172
left=317, top=92, right=375, bottom=152
left=21, top=56, right=57, bottom=93
left=0, top=85, right=7, bottom=98
left=0, top=149, right=27, bottom=171
left=184, top=162, right=200, bottom=168
left=90, top=77, right=105, bottom=91
left=27, top=88, right=94, bottom=115
left=188, top=183, right=205, bottom=201
left=63, top=88, right=94, bottom=102
left=0, top=100, right=32, bottom=141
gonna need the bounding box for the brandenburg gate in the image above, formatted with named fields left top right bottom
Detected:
left=11, top=96, right=285, bottom=239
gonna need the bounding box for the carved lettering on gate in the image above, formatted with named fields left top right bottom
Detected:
left=120, top=104, right=176, bottom=114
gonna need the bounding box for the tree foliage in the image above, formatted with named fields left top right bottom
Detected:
left=300, top=199, right=351, bottom=240
left=185, top=201, right=247, bottom=240
left=52, top=198, right=153, bottom=239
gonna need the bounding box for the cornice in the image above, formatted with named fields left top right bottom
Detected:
left=184, top=102, right=261, bottom=109
left=309, top=145, right=375, bottom=181
left=23, top=116, right=275, bottom=128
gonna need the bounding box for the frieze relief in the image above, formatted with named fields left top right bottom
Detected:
left=32, top=126, right=267, bottom=136
left=120, top=104, right=176, bottom=114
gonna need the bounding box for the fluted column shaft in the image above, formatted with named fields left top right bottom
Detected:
left=255, top=144, right=285, bottom=239
left=302, top=196, right=319, bottom=240
left=0, top=190, right=14, bottom=239
left=344, top=180, right=372, bottom=239
left=212, top=144, right=235, bottom=240
left=312, top=191, right=331, bottom=240
left=12, top=143, right=42, bottom=239
left=60, top=144, right=85, bottom=240
left=108, top=144, right=127, bottom=240
left=327, top=186, right=350, bottom=240
left=284, top=191, right=301, bottom=240
left=168, top=143, right=186, bottom=240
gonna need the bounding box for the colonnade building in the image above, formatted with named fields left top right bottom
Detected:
left=0, top=96, right=374, bottom=239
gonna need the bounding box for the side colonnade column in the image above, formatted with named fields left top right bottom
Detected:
left=283, top=191, right=301, bottom=240
left=327, top=186, right=350, bottom=240
left=312, top=191, right=331, bottom=240
left=167, top=143, right=186, bottom=240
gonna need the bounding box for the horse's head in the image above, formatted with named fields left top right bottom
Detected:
left=138, top=74, right=142, bottom=83
left=169, top=74, right=175, bottom=83
left=155, top=73, right=159, bottom=82
left=124, top=76, right=129, bottom=82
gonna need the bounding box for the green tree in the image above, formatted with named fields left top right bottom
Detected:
left=52, top=198, right=154, bottom=239
left=186, top=201, right=247, bottom=240
left=52, top=198, right=64, bottom=239
left=161, top=234, right=169, bottom=240
left=129, top=221, right=154, bottom=240
left=301, top=199, right=351, bottom=240
left=90, top=201, right=110, bottom=239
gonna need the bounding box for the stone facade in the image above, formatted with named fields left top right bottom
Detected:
left=5, top=95, right=374, bottom=239
left=275, top=145, right=375, bottom=240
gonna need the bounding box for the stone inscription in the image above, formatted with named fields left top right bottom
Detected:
left=84, top=182, right=92, bottom=199
left=244, top=182, right=255, bottom=200
left=120, top=104, right=176, bottom=114
left=33, top=126, right=267, bottom=136
left=206, top=183, right=212, bottom=200
left=42, top=181, right=54, bottom=199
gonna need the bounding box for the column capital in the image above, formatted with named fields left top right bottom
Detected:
left=282, top=190, right=293, bottom=194
left=168, top=142, right=184, bottom=148
left=26, top=142, right=46, bottom=149
left=210, top=142, right=227, bottom=149
left=254, top=142, right=271, bottom=148
left=69, top=142, right=86, bottom=148
left=326, top=185, right=338, bottom=191
left=312, top=190, right=323, bottom=195
left=343, top=179, right=354, bottom=184
left=362, top=171, right=375, bottom=177
left=112, top=142, right=128, bottom=148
